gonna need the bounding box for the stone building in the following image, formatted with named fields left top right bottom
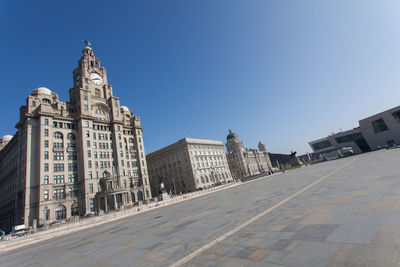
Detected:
left=146, top=138, right=233, bottom=197
left=225, top=130, right=273, bottom=180
left=0, top=45, right=152, bottom=232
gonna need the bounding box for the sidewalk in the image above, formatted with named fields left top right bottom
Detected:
left=0, top=181, right=243, bottom=252
left=0, top=172, right=281, bottom=253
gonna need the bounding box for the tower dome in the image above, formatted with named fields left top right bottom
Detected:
left=33, top=87, right=52, bottom=95
left=121, top=106, right=129, bottom=112
left=227, top=129, right=239, bottom=141
left=2, top=135, right=13, bottom=142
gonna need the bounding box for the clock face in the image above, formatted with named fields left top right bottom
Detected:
left=90, top=72, right=103, bottom=85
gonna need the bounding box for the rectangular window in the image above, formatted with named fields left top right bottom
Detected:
left=89, top=183, right=93, bottom=193
left=392, top=110, right=400, bottom=124
left=88, top=160, right=92, bottom=168
left=44, top=118, right=49, bottom=125
left=44, top=151, right=49, bottom=159
left=90, top=198, right=95, bottom=212
left=54, top=152, right=64, bottom=160
left=68, top=174, right=76, bottom=183
left=54, top=164, right=64, bottom=172
left=54, top=188, right=64, bottom=199
left=372, top=118, right=389, bottom=133
left=89, top=171, right=92, bottom=179
left=87, top=140, right=90, bottom=147
left=44, top=175, right=49, bottom=184
left=84, top=104, right=88, bottom=111
left=44, top=190, right=49, bottom=201
left=54, top=175, right=64, bottom=184
left=44, top=140, right=49, bottom=148
left=44, top=163, right=49, bottom=172
left=88, top=150, right=91, bottom=158
left=312, top=140, right=332, bottom=151
left=44, top=128, right=49, bottom=137
left=44, top=209, right=49, bottom=220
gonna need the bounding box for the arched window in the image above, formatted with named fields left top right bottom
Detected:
left=95, top=89, right=101, bottom=97
left=42, top=98, right=51, bottom=104
left=129, top=138, right=134, bottom=143
left=71, top=203, right=79, bottom=216
left=53, top=132, right=63, bottom=139
left=55, top=205, right=66, bottom=220
left=131, top=192, right=136, bottom=203
left=201, top=176, right=205, bottom=183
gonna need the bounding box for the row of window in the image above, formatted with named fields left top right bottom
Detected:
left=44, top=174, right=77, bottom=184
left=43, top=141, right=76, bottom=149
left=45, top=119, right=76, bottom=130
left=43, top=188, right=79, bottom=201
left=44, top=163, right=77, bottom=172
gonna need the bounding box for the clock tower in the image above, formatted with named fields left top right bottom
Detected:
left=67, top=44, right=152, bottom=214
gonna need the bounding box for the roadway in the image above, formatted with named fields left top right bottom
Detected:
left=1, top=149, right=400, bottom=266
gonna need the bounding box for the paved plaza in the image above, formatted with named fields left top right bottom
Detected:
left=2, top=149, right=400, bottom=266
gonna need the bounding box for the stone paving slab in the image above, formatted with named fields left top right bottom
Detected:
left=2, top=150, right=400, bottom=266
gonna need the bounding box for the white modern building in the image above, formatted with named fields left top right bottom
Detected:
left=309, top=105, right=400, bottom=155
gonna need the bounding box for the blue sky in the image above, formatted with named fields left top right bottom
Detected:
left=1, top=0, right=400, bottom=155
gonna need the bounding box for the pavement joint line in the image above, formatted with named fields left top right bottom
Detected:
left=0, top=172, right=282, bottom=254
left=170, top=157, right=359, bottom=267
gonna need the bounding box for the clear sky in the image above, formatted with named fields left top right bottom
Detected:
left=1, top=0, right=400, bottom=155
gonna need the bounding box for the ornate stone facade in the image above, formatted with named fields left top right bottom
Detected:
left=0, top=46, right=152, bottom=232
left=147, top=138, right=234, bottom=197
left=225, top=130, right=273, bottom=180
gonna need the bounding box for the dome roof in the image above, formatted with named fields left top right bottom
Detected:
left=121, top=106, right=129, bottom=112
left=2, top=135, right=13, bottom=141
left=34, top=87, right=52, bottom=95
left=227, top=129, right=239, bottom=141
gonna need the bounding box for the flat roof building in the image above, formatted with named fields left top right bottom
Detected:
left=309, top=105, right=400, bottom=155
left=146, top=138, right=234, bottom=197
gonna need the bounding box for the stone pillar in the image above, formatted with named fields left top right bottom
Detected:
left=122, top=193, right=126, bottom=206
left=113, top=194, right=117, bottom=209
left=97, top=198, right=101, bottom=211
left=104, top=197, right=108, bottom=212
left=127, top=191, right=132, bottom=204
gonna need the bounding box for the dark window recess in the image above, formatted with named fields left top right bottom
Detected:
left=392, top=110, right=400, bottom=124
left=372, top=118, right=389, bottom=133
left=335, top=132, right=371, bottom=153
left=312, top=140, right=332, bottom=151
